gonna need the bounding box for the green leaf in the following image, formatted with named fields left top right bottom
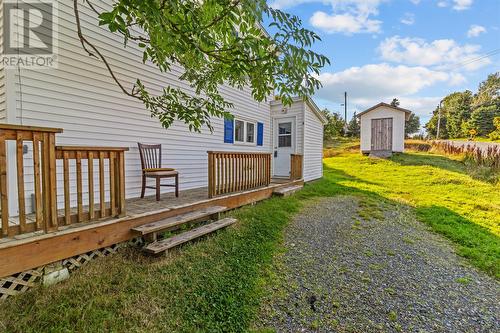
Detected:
left=79, top=0, right=329, bottom=132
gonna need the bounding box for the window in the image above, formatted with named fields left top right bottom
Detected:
left=246, top=123, right=255, bottom=143
left=234, top=119, right=256, bottom=144
left=278, top=122, right=292, bottom=147
left=235, top=120, right=245, bottom=142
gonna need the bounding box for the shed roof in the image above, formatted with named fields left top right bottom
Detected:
left=357, top=102, right=412, bottom=118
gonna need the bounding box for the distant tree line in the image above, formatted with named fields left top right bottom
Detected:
left=425, top=72, right=500, bottom=140
left=321, top=109, right=360, bottom=141
left=322, top=98, right=420, bottom=142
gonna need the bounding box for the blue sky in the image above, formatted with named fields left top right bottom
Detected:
left=268, top=0, right=500, bottom=125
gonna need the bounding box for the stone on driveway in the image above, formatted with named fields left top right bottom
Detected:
left=255, top=196, right=500, bottom=333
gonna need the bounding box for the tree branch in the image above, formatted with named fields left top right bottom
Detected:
left=73, top=0, right=138, bottom=98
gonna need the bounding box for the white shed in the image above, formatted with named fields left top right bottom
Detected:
left=358, top=103, right=411, bottom=154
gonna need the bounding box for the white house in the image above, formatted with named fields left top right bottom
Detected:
left=0, top=1, right=326, bottom=215
left=358, top=103, right=411, bottom=154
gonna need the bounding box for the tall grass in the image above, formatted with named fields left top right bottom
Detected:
left=428, top=141, right=500, bottom=183
left=431, top=141, right=500, bottom=169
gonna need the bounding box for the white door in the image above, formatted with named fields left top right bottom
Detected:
left=273, top=118, right=295, bottom=177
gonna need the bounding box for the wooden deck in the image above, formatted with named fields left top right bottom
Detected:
left=0, top=179, right=303, bottom=278
left=4, top=179, right=291, bottom=238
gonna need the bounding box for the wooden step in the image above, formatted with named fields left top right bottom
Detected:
left=131, top=206, right=227, bottom=236
left=273, top=185, right=303, bottom=197
left=143, top=218, right=237, bottom=254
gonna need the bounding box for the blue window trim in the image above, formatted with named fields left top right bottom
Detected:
left=257, top=122, right=264, bottom=146
left=224, top=118, right=234, bottom=143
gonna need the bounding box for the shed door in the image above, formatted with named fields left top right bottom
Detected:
left=371, top=118, right=393, bottom=151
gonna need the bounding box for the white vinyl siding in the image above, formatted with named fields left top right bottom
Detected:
left=303, top=103, right=324, bottom=181
left=270, top=100, right=304, bottom=155
left=9, top=1, right=272, bottom=213
left=0, top=3, right=6, bottom=122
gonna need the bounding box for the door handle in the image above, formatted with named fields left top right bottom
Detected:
left=274, top=151, right=278, bottom=158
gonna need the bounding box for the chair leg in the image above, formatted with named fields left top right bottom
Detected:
left=156, top=177, right=161, bottom=201
left=140, top=174, right=146, bottom=198
left=175, top=174, right=179, bottom=197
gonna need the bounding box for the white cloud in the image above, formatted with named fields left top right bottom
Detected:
left=310, top=11, right=382, bottom=34
left=396, top=97, right=441, bottom=117
left=467, top=25, right=486, bottom=38
left=351, top=96, right=441, bottom=118
left=453, top=0, right=473, bottom=10
left=436, top=0, right=473, bottom=10
left=400, top=13, right=415, bottom=25
left=270, top=0, right=384, bottom=12
left=270, top=0, right=386, bottom=35
left=409, top=0, right=421, bottom=4
left=378, top=36, right=491, bottom=71
left=314, top=65, right=463, bottom=122
left=315, top=63, right=463, bottom=103
left=268, top=0, right=314, bottom=9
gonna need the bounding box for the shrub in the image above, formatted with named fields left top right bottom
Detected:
left=488, top=117, right=500, bottom=141
left=405, top=140, right=431, bottom=152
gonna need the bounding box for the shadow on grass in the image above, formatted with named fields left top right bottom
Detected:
left=390, top=152, right=467, bottom=175
left=298, top=164, right=500, bottom=279
left=416, top=205, right=500, bottom=278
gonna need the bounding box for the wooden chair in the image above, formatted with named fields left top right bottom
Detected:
left=137, top=143, right=179, bottom=201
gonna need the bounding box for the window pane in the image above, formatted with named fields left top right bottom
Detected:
left=278, top=135, right=291, bottom=147
left=235, top=120, right=244, bottom=142
left=246, top=123, right=255, bottom=143
left=279, top=122, right=292, bottom=135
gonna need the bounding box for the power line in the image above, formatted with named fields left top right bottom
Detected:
left=444, top=48, right=500, bottom=71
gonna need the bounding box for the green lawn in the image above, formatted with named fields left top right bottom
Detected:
left=0, top=151, right=498, bottom=332
left=320, top=152, right=500, bottom=278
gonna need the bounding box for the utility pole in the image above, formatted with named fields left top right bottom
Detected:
left=436, top=100, right=443, bottom=139
left=344, top=92, right=348, bottom=135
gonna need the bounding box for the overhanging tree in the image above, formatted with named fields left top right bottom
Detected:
left=73, top=0, right=330, bottom=131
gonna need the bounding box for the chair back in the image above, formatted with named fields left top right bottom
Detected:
left=137, top=143, right=162, bottom=170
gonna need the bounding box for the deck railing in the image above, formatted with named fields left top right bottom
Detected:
left=0, top=124, right=61, bottom=236
left=290, top=154, right=303, bottom=180
left=56, top=146, right=127, bottom=225
left=208, top=151, right=271, bottom=198
left=0, top=124, right=128, bottom=238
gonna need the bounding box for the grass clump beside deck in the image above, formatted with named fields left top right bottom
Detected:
left=0, top=148, right=498, bottom=332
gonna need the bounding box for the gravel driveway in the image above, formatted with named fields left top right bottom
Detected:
left=256, top=196, right=500, bottom=333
